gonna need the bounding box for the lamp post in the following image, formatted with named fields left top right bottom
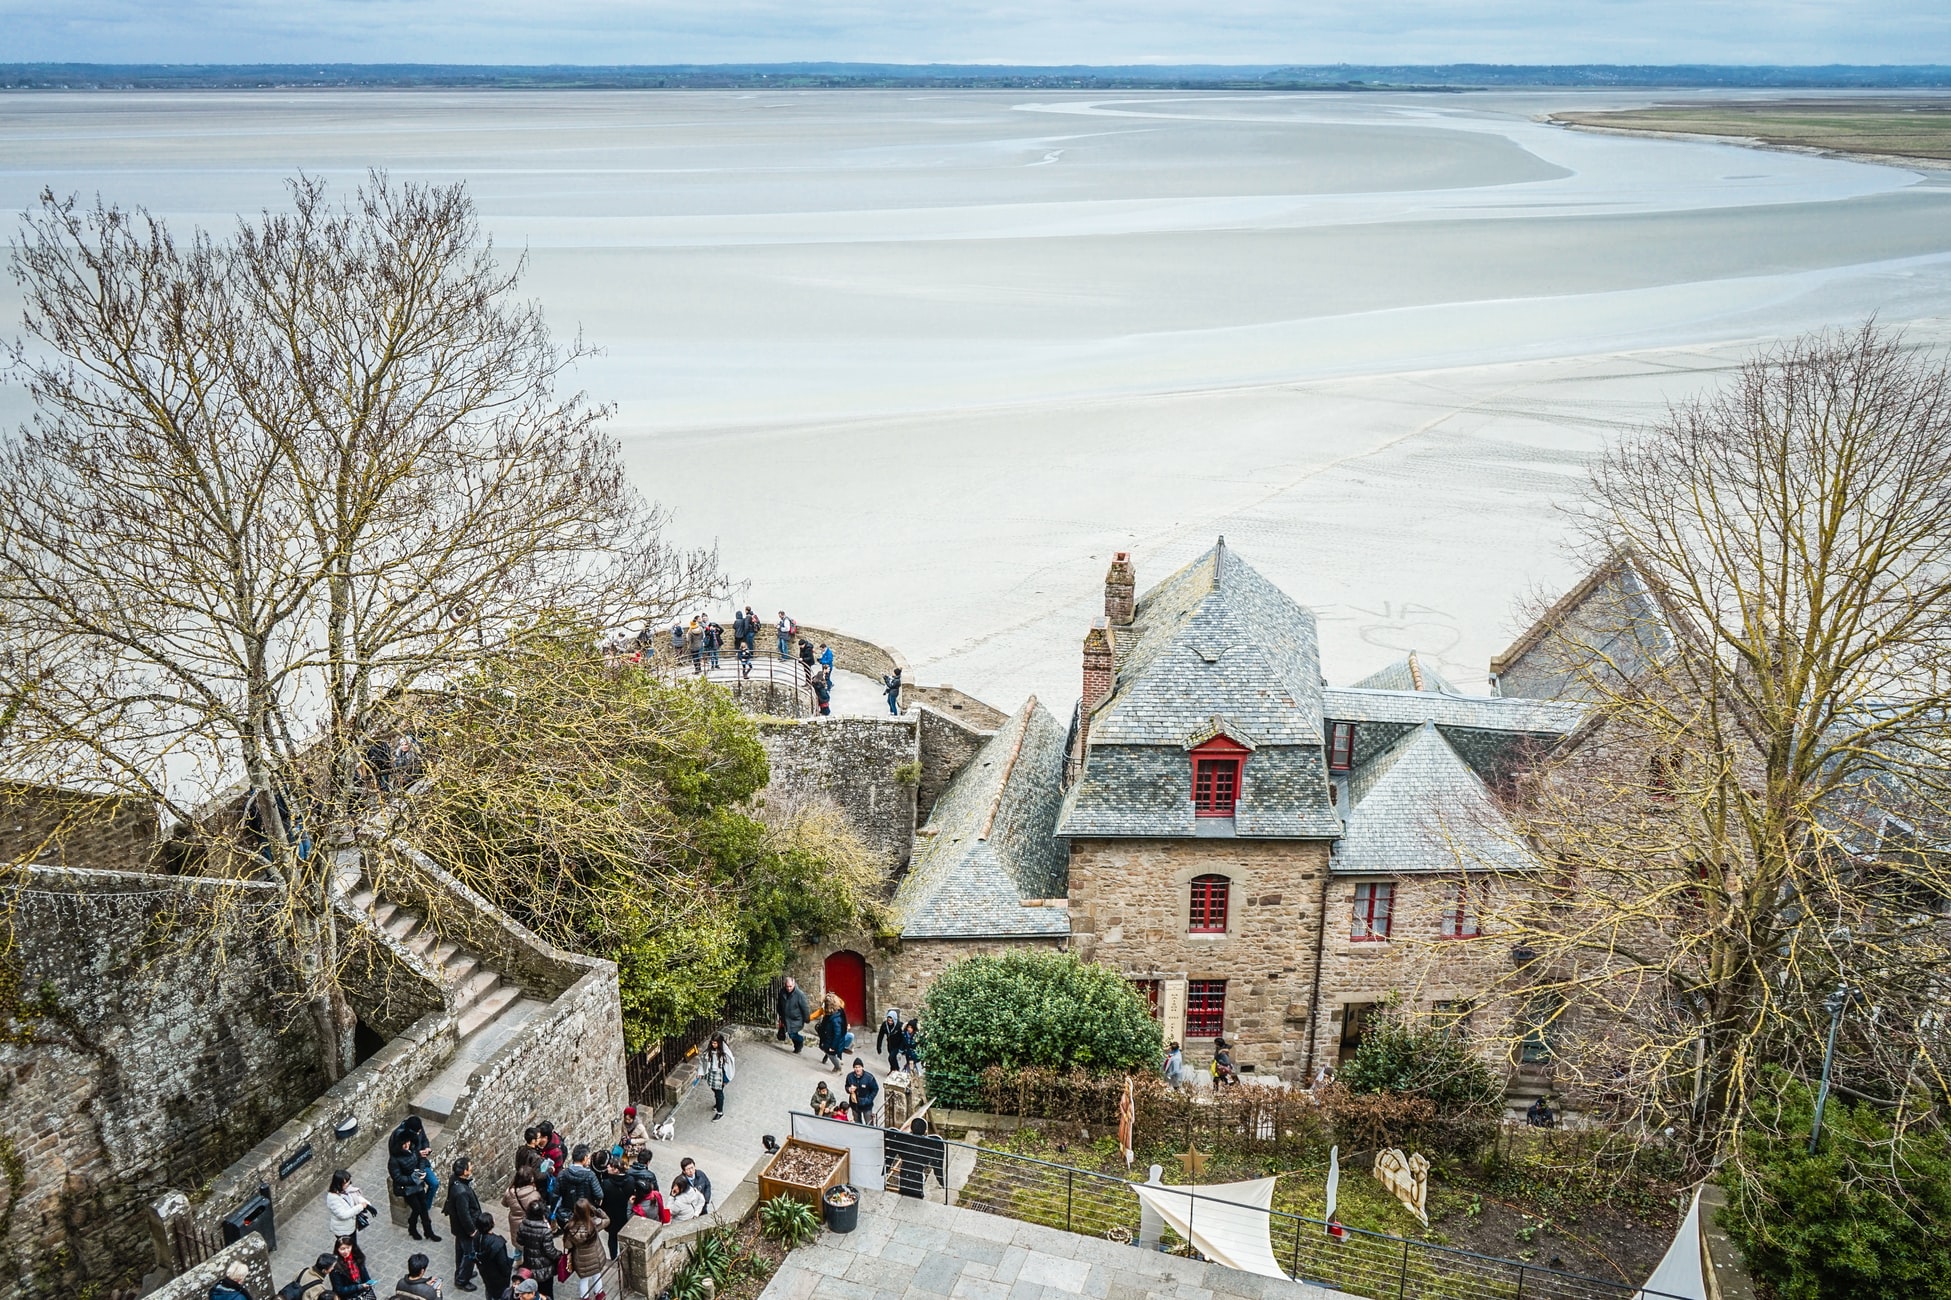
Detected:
left=1808, top=984, right=1854, bottom=1155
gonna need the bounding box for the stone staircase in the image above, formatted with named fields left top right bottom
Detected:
left=343, top=870, right=549, bottom=1129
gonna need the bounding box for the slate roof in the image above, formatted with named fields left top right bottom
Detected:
left=1322, top=687, right=1585, bottom=734
left=1091, top=541, right=1325, bottom=747
left=1334, top=723, right=1533, bottom=876
left=1350, top=651, right=1460, bottom=696
left=1490, top=555, right=1675, bottom=703
left=894, top=697, right=1072, bottom=939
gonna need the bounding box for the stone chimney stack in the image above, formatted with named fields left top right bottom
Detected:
left=1105, top=552, right=1136, bottom=626
left=1078, top=617, right=1116, bottom=756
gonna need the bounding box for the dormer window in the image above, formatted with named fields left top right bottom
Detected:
left=1190, top=735, right=1248, bottom=816
left=1329, top=722, right=1356, bottom=772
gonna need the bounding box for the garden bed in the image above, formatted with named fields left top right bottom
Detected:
left=756, top=1138, right=850, bottom=1209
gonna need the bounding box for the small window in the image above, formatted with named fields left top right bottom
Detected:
left=1432, top=999, right=1474, bottom=1036
left=1193, top=759, right=1240, bottom=815
left=1189, top=874, right=1230, bottom=933
left=1351, top=881, right=1395, bottom=941
left=1186, top=979, right=1227, bottom=1037
left=1329, top=722, right=1356, bottom=772
left=1131, top=979, right=1161, bottom=1019
left=1439, top=877, right=1482, bottom=939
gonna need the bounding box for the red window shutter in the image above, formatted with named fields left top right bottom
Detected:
left=1189, top=875, right=1230, bottom=933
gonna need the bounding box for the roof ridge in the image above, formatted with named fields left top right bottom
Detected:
left=979, top=695, right=1037, bottom=842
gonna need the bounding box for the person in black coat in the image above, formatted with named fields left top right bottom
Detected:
left=389, top=1133, right=438, bottom=1242
left=329, top=1237, right=373, bottom=1300
left=775, top=977, right=812, bottom=1053
left=443, top=1157, right=484, bottom=1291
left=472, top=1214, right=517, bottom=1300
left=596, top=1153, right=635, bottom=1258
left=514, top=1201, right=559, bottom=1300
left=844, top=1059, right=880, bottom=1123
left=882, top=1118, right=947, bottom=1198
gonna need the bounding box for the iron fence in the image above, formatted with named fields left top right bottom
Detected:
left=168, top=1215, right=225, bottom=1275
left=624, top=984, right=783, bottom=1108
left=926, top=1139, right=1690, bottom=1300
left=654, top=652, right=814, bottom=716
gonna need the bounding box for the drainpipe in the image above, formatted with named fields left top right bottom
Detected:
left=1301, top=850, right=1335, bottom=1082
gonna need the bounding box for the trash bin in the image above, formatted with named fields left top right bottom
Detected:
left=221, top=1184, right=276, bottom=1253
left=822, top=1185, right=858, bottom=1234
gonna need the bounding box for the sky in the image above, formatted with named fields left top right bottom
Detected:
left=0, top=0, right=1947, bottom=68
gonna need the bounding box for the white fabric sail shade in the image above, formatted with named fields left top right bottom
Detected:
left=1129, top=1176, right=1289, bottom=1281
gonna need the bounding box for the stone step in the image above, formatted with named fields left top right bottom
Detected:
left=410, top=1091, right=459, bottom=1125
left=443, top=952, right=481, bottom=986
left=384, top=910, right=419, bottom=941
left=454, top=966, right=500, bottom=1010
left=406, top=928, right=440, bottom=958
left=350, top=889, right=377, bottom=912
left=457, top=983, right=519, bottom=1037
left=372, top=901, right=399, bottom=927
left=429, top=941, right=461, bottom=967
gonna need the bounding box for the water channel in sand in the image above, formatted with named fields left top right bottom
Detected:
left=3, top=89, right=1949, bottom=710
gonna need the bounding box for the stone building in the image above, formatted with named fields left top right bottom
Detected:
left=789, top=540, right=1586, bottom=1091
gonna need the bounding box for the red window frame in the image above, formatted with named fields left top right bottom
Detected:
left=1186, top=979, right=1227, bottom=1037
left=1131, top=979, right=1162, bottom=1018
left=1439, top=877, right=1483, bottom=940
left=1328, top=722, right=1356, bottom=772
left=1351, top=881, right=1395, bottom=941
left=1189, top=874, right=1230, bottom=934
left=1190, top=736, right=1249, bottom=817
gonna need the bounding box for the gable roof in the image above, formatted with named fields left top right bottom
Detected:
left=1334, top=723, right=1533, bottom=876
left=893, top=697, right=1071, bottom=940
left=1490, top=554, right=1675, bottom=703
left=1350, top=651, right=1460, bottom=696
left=1090, top=539, right=1324, bottom=747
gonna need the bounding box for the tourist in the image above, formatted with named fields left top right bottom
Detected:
left=629, top=1182, right=669, bottom=1224
left=1163, top=1042, right=1185, bottom=1090
left=365, top=736, right=394, bottom=793
left=501, top=1169, right=541, bottom=1242
left=473, top=1216, right=517, bottom=1300
left=882, top=1117, right=946, bottom=1199
left=390, top=1132, right=439, bottom=1242
left=776, top=611, right=793, bottom=660
left=560, top=1200, right=610, bottom=1298
left=817, top=643, right=835, bottom=679
left=899, top=1019, right=922, bottom=1071
left=741, top=607, right=759, bottom=652
left=737, top=642, right=753, bottom=678
left=815, top=992, right=851, bottom=1071
left=515, top=1129, right=543, bottom=1181
left=537, top=1122, right=564, bottom=1170
left=665, top=1176, right=705, bottom=1223
left=442, top=1157, right=484, bottom=1291
left=556, top=1146, right=603, bottom=1220
left=810, top=1081, right=841, bottom=1118
left=669, top=622, right=684, bottom=665
left=704, top=620, right=722, bottom=670
left=209, top=1258, right=253, bottom=1300
left=329, top=1238, right=372, bottom=1300
left=616, top=1107, right=649, bottom=1160
left=625, top=1149, right=657, bottom=1196
left=882, top=668, right=901, bottom=715
left=811, top=666, right=832, bottom=715
left=695, top=1032, right=735, bottom=1121
left=1526, top=1095, right=1557, bottom=1129
left=514, top=1202, right=560, bottom=1300
left=845, top=1059, right=880, bottom=1124
left=732, top=609, right=749, bottom=653
left=596, top=1152, right=634, bottom=1257
left=295, top=1253, right=337, bottom=1300
left=797, top=637, right=815, bottom=677
left=1310, top=1063, right=1335, bottom=1094
left=678, top=1158, right=713, bottom=1212
left=395, top=1253, right=441, bottom=1300
left=634, top=626, right=655, bottom=660
left=776, top=975, right=812, bottom=1053
left=393, top=735, right=423, bottom=785
left=1211, top=1038, right=1241, bottom=1088
left=876, top=1010, right=902, bottom=1074
left=687, top=619, right=704, bottom=672
left=326, top=1170, right=378, bottom=1261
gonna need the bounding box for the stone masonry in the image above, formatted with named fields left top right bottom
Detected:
left=760, top=716, right=920, bottom=870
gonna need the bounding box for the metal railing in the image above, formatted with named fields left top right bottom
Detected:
left=655, top=651, right=815, bottom=716
left=625, top=984, right=785, bottom=1109
left=915, top=1138, right=1690, bottom=1300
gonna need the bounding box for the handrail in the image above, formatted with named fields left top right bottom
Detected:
left=646, top=649, right=816, bottom=716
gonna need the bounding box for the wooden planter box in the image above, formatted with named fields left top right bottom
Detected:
left=757, top=1138, right=850, bottom=1210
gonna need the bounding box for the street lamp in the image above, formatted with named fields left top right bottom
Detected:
left=1808, top=984, right=1854, bottom=1155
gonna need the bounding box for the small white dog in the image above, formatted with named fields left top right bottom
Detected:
left=650, top=1113, right=676, bottom=1143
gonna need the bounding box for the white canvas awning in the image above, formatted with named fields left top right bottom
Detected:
left=1129, top=1177, right=1287, bottom=1281
left=1635, top=1185, right=1707, bottom=1300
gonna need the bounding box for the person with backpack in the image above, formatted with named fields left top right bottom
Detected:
left=686, top=619, right=704, bottom=672
left=443, top=1157, right=484, bottom=1291
left=703, top=621, right=722, bottom=670
left=390, top=1133, right=438, bottom=1242
left=289, top=1254, right=337, bottom=1300
left=514, top=1201, right=559, bottom=1300
left=210, top=1259, right=253, bottom=1300
left=776, top=612, right=794, bottom=660
left=694, top=1033, right=735, bottom=1121
left=473, top=1214, right=517, bottom=1300
left=815, top=992, right=851, bottom=1071
left=740, top=607, right=759, bottom=653
left=393, top=1254, right=441, bottom=1300
left=811, top=667, right=831, bottom=716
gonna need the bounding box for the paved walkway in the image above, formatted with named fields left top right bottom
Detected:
left=760, top=1190, right=1360, bottom=1300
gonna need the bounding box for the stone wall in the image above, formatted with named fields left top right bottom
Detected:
left=437, top=964, right=628, bottom=1206
left=0, top=783, right=160, bottom=871
left=759, top=717, right=919, bottom=870
left=913, top=706, right=995, bottom=825
left=905, top=686, right=1009, bottom=732
left=0, top=867, right=326, bottom=1299
left=1066, top=838, right=1333, bottom=1083
left=184, top=1009, right=458, bottom=1245
left=144, top=1231, right=272, bottom=1300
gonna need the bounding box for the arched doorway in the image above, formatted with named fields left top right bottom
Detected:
left=823, top=950, right=869, bottom=1027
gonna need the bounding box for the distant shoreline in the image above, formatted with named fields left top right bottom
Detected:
left=5, top=63, right=1951, bottom=93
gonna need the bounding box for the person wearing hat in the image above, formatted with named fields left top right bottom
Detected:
left=209, top=1259, right=252, bottom=1300
left=617, top=1106, right=649, bottom=1159
left=508, top=1280, right=540, bottom=1300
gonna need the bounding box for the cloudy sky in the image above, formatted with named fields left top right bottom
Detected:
left=1, top=0, right=1946, bottom=66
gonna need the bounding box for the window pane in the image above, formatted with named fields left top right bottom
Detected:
left=1190, top=874, right=1228, bottom=932
left=1187, top=979, right=1227, bottom=1037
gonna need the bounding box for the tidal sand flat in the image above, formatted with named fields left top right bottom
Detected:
left=3, top=90, right=1949, bottom=709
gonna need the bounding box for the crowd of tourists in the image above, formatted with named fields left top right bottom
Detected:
left=283, top=1106, right=719, bottom=1300
left=600, top=610, right=905, bottom=717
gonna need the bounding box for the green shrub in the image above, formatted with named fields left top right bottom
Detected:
left=921, top=950, right=1163, bottom=1108
left=758, top=1195, right=821, bottom=1248
left=1337, top=1013, right=1502, bottom=1155
left=1719, top=1068, right=1951, bottom=1300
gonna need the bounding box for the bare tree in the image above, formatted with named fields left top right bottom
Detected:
left=1484, top=325, right=1951, bottom=1166
left=1, top=175, right=722, bottom=1074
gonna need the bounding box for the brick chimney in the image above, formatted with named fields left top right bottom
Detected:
left=1105, top=552, right=1136, bottom=626
left=1078, top=617, right=1116, bottom=756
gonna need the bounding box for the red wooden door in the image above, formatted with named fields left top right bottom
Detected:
left=823, top=950, right=868, bottom=1027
